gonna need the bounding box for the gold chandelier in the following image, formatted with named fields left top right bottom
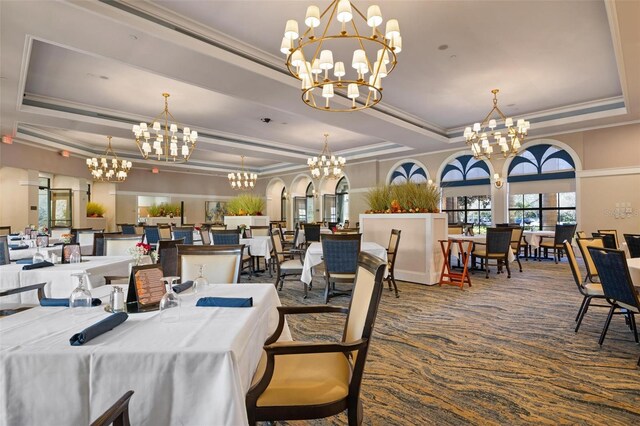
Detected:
left=132, top=93, right=198, bottom=162
left=308, top=133, right=345, bottom=179
left=228, top=156, right=258, bottom=190
left=464, top=89, right=531, bottom=160
left=280, top=0, right=401, bottom=112
left=86, top=136, right=132, bottom=182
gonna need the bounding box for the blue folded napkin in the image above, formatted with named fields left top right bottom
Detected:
left=196, top=297, right=253, bottom=307
left=9, top=237, right=21, bottom=241
left=9, top=233, right=19, bottom=236
left=172, top=280, right=193, bottom=294
left=22, top=261, right=54, bottom=270
left=40, top=298, right=102, bottom=307
left=16, top=259, right=33, bottom=265
left=69, top=312, right=128, bottom=346
left=9, top=245, right=27, bottom=250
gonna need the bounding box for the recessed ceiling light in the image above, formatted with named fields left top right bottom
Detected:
left=438, top=44, right=449, bottom=51
left=260, top=118, right=272, bottom=123
left=129, top=34, right=138, bottom=40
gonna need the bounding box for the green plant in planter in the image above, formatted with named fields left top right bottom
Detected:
left=86, top=201, right=106, bottom=217
left=226, top=194, right=265, bottom=216
left=147, top=204, right=162, bottom=217
left=365, top=185, right=391, bottom=213
left=365, top=182, right=441, bottom=213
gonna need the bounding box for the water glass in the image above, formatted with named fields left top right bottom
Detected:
left=69, top=272, right=92, bottom=314
left=193, top=264, right=208, bottom=293
left=160, top=276, right=181, bottom=323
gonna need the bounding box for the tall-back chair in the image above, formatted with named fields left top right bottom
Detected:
left=172, top=226, right=194, bottom=244
left=93, top=232, right=121, bottom=256
left=90, top=390, right=134, bottom=426
left=35, top=235, right=49, bottom=249
left=118, top=224, right=136, bottom=235
left=250, top=226, right=271, bottom=237
left=539, top=224, right=577, bottom=263
left=143, top=226, right=160, bottom=245
left=158, top=224, right=172, bottom=239
left=212, top=230, right=240, bottom=245
left=592, top=232, right=617, bottom=249
left=564, top=241, right=607, bottom=333
left=597, top=229, right=619, bottom=248
left=448, top=224, right=464, bottom=234
left=177, top=244, right=244, bottom=284
left=158, top=238, right=184, bottom=277
left=199, top=228, right=211, bottom=245
left=576, top=237, right=604, bottom=283
left=576, top=230, right=587, bottom=239
left=0, top=236, right=9, bottom=265
left=104, top=235, right=142, bottom=257
left=209, top=224, right=227, bottom=231
left=76, top=229, right=101, bottom=255
left=304, top=224, right=321, bottom=247
left=70, top=228, right=91, bottom=245
left=270, top=229, right=304, bottom=294
left=386, top=229, right=402, bottom=297
left=588, top=247, right=639, bottom=348
left=624, top=234, right=640, bottom=258
left=246, top=252, right=387, bottom=425
left=321, top=233, right=362, bottom=303
left=471, top=227, right=513, bottom=279
left=61, top=243, right=81, bottom=263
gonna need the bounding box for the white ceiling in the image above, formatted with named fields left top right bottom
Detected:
left=1, top=0, right=638, bottom=177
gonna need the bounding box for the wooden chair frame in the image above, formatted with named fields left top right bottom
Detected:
left=90, top=390, right=134, bottom=426
left=176, top=244, right=244, bottom=284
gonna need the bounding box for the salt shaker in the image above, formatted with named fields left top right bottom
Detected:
left=110, top=287, right=125, bottom=312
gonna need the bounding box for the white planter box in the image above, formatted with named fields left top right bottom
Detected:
left=86, top=217, right=106, bottom=231
left=224, top=216, right=270, bottom=230
left=359, top=213, right=447, bottom=285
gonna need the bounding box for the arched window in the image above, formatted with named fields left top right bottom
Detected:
left=335, top=177, right=349, bottom=225
left=280, top=187, right=287, bottom=221
left=507, top=144, right=576, bottom=230
left=305, top=182, right=315, bottom=223
left=440, top=155, right=492, bottom=233
left=390, top=161, right=428, bottom=184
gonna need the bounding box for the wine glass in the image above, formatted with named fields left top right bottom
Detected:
left=160, top=276, right=181, bottom=322
left=69, top=272, right=92, bottom=314
left=193, top=264, right=208, bottom=293
left=69, top=249, right=81, bottom=264
left=32, top=246, right=46, bottom=264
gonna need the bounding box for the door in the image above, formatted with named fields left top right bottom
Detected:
left=50, top=189, right=73, bottom=227
left=323, top=194, right=336, bottom=222
left=294, top=196, right=306, bottom=228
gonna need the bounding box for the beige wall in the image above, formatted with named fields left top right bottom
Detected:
left=0, top=167, right=38, bottom=231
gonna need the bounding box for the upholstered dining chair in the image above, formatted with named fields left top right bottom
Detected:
left=172, top=226, right=194, bottom=244
left=592, top=232, right=617, bottom=249
left=304, top=223, right=321, bottom=248
left=143, top=225, right=160, bottom=245
left=509, top=226, right=525, bottom=272
left=93, top=232, right=122, bottom=256
left=61, top=243, right=81, bottom=263
left=576, top=237, right=604, bottom=283
left=245, top=251, right=387, bottom=426
left=0, top=226, right=11, bottom=236
left=76, top=230, right=101, bottom=255
left=386, top=229, right=401, bottom=298
left=209, top=224, right=227, bottom=231
left=588, top=246, right=639, bottom=349
left=90, top=390, right=134, bottom=426
left=212, top=230, right=253, bottom=276
left=0, top=236, right=9, bottom=265
left=158, top=224, right=172, bottom=239
left=250, top=226, right=271, bottom=237
left=176, top=244, right=244, bottom=284
left=598, top=229, right=619, bottom=248
left=104, top=235, right=142, bottom=257
left=471, top=227, right=513, bottom=279
left=322, top=233, right=362, bottom=303
left=0, top=282, right=46, bottom=317
left=624, top=234, right=640, bottom=258
left=576, top=230, right=587, bottom=239
left=538, top=224, right=577, bottom=263
left=448, top=224, right=464, bottom=234
left=270, top=229, right=304, bottom=293
left=70, top=227, right=91, bottom=244
left=564, top=241, right=608, bottom=333
left=118, top=224, right=136, bottom=235
left=282, top=227, right=300, bottom=251
left=157, top=238, right=184, bottom=277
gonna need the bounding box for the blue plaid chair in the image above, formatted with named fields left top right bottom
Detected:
left=321, top=233, right=362, bottom=303
left=0, top=236, right=9, bottom=265
left=172, top=227, right=194, bottom=244
left=588, top=247, right=640, bottom=358
left=212, top=231, right=240, bottom=245
left=119, top=224, right=136, bottom=235
left=144, top=226, right=160, bottom=245
left=624, top=234, right=640, bottom=258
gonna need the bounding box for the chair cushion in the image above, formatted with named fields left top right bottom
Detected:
left=330, top=273, right=356, bottom=280
left=583, top=283, right=604, bottom=296
left=471, top=249, right=506, bottom=259
left=280, top=259, right=303, bottom=272
left=539, top=241, right=559, bottom=248
left=253, top=348, right=351, bottom=407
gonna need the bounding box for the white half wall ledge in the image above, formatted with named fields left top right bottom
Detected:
left=18, top=180, right=40, bottom=186
left=576, top=166, right=640, bottom=178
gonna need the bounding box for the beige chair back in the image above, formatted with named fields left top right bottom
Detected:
left=271, top=229, right=285, bottom=264
left=597, top=229, right=618, bottom=248
left=104, top=235, right=142, bottom=257
left=576, top=237, right=604, bottom=280
left=448, top=225, right=464, bottom=234
left=177, top=245, right=243, bottom=283
left=159, top=225, right=172, bottom=239
left=250, top=226, right=271, bottom=237
left=510, top=227, right=523, bottom=251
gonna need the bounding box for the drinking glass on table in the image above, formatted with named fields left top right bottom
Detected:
left=160, top=276, right=181, bottom=323
left=69, top=249, right=81, bottom=264
left=69, top=272, right=92, bottom=314
left=193, top=264, right=208, bottom=293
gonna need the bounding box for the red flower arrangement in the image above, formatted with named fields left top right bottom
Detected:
left=136, top=242, right=152, bottom=254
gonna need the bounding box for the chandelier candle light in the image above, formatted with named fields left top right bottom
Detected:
left=228, top=156, right=258, bottom=190
left=464, top=89, right=531, bottom=160
left=281, top=0, right=401, bottom=112
left=86, top=136, right=132, bottom=182
left=132, top=93, right=198, bottom=162
left=308, top=133, right=345, bottom=179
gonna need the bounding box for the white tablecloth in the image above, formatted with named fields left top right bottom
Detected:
left=296, top=228, right=333, bottom=246
left=8, top=244, right=93, bottom=261
left=628, top=257, right=640, bottom=285
left=0, top=283, right=288, bottom=426
left=523, top=231, right=555, bottom=249
left=446, top=234, right=516, bottom=262
left=301, top=241, right=388, bottom=284
left=241, top=236, right=273, bottom=261
left=0, top=256, right=132, bottom=304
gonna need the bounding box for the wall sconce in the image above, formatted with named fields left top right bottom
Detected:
left=282, top=190, right=290, bottom=200
left=493, top=173, right=504, bottom=189
left=60, top=150, right=70, bottom=158
left=2, top=135, right=13, bottom=144
left=605, top=202, right=638, bottom=219
left=312, top=189, right=319, bottom=199
left=151, top=167, right=159, bottom=174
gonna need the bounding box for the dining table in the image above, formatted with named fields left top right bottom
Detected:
left=0, top=256, right=133, bottom=304
left=446, top=234, right=516, bottom=263
left=301, top=241, right=387, bottom=284
left=0, top=283, right=289, bottom=426
left=628, top=257, right=640, bottom=286
left=8, top=244, right=93, bottom=261
left=240, top=236, right=273, bottom=261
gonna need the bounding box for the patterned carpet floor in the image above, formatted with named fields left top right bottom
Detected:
left=246, top=257, right=640, bottom=425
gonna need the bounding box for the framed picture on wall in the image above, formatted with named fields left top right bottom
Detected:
left=205, top=201, right=227, bottom=223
